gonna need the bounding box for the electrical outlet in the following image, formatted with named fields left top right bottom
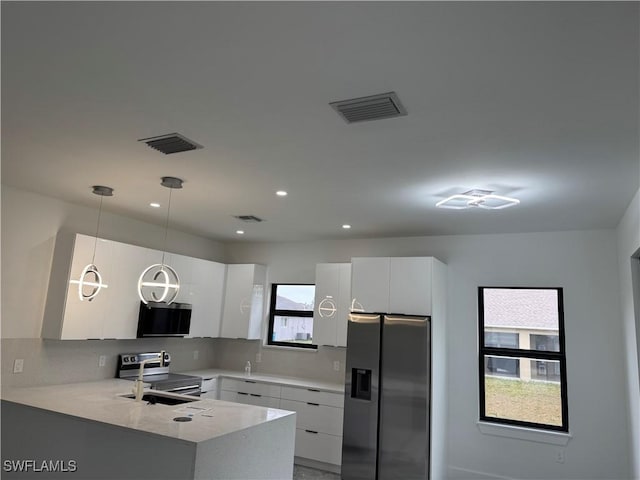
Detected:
left=98, top=355, right=107, bottom=367
left=255, top=353, right=262, bottom=364
left=13, top=359, right=24, bottom=374
left=333, top=360, right=340, bottom=371
left=193, top=350, right=199, bottom=360
left=555, top=448, right=565, bottom=464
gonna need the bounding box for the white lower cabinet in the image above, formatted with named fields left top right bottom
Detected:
left=217, top=377, right=344, bottom=468
left=279, top=386, right=344, bottom=467
left=200, top=377, right=219, bottom=399
left=295, top=429, right=343, bottom=466
left=219, top=378, right=281, bottom=408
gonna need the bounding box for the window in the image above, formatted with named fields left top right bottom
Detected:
left=478, top=287, right=568, bottom=432
left=267, top=284, right=317, bottom=349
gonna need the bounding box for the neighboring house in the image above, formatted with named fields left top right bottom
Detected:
left=484, top=289, right=561, bottom=382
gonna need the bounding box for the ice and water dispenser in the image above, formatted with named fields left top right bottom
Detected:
left=351, top=368, right=372, bottom=401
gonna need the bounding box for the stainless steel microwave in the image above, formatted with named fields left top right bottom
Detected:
left=136, top=301, right=192, bottom=337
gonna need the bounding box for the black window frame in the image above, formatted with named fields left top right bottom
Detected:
left=478, top=286, right=569, bottom=432
left=267, top=283, right=317, bottom=350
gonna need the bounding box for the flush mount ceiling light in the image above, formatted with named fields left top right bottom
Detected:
left=137, top=177, right=183, bottom=305
left=436, top=189, right=520, bottom=210
left=276, top=190, right=288, bottom=197
left=69, top=185, right=113, bottom=301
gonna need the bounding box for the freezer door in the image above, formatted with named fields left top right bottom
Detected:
left=378, top=315, right=431, bottom=480
left=341, top=313, right=381, bottom=480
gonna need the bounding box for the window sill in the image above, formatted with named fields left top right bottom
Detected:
left=477, top=421, right=571, bottom=445
left=261, top=344, right=318, bottom=353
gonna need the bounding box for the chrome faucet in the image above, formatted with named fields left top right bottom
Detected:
left=133, top=350, right=165, bottom=402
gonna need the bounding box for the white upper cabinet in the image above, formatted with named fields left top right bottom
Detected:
left=313, top=263, right=351, bottom=347
left=220, top=264, right=266, bottom=339
left=185, top=258, right=226, bottom=338
left=43, top=233, right=227, bottom=340
left=350, top=257, right=390, bottom=313
left=57, top=234, right=113, bottom=339
left=102, top=241, right=157, bottom=339
left=351, top=257, right=435, bottom=315
left=388, top=257, right=433, bottom=316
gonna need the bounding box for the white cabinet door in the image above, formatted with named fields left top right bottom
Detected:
left=61, top=234, right=113, bottom=339
left=246, top=394, right=280, bottom=408
left=186, top=259, right=226, bottom=338
left=313, top=263, right=340, bottom=347
left=219, top=390, right=240, bottom=403
left=279, top=399, right=344, bottom=436
left=313, top=263, right=351, bottom=347
left=220, top=264, right=266, bottom=339
left=335, top=263, right=351, bottom=347
left=295, top=429, right=343, bottom=466
left=102, top=241, right=157, bottom=339
left=351, top=257, right=390, bottom=313
left=389, top=257, right=432, bottom=315
left=201, top=378, right=218, bottom=398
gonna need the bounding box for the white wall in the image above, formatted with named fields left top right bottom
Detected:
left=616, top=187, right=640, bottom=479
left=226, top=229, right=630, bottom=479
left=2, top=184, right=635, bottom=478
left=1, top=185, right=226, bottom=387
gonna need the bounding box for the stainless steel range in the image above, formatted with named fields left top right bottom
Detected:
left=117, top=351, right=202, bottom=396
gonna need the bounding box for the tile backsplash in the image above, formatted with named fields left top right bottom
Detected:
left=213, top=338, right=346, bottom=385
left=1, top=337, right=216, bottom=390
left=1, top=337, right=346, bottom=391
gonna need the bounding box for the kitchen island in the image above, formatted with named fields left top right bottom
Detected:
left=1, top=379, right=296, bottom=479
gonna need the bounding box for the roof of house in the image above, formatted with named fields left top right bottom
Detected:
left=483, top=288, right=559, bottom=330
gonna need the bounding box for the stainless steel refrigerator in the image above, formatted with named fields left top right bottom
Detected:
left=341, top=313, right=431, bottom=480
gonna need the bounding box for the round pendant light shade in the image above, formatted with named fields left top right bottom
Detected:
left=137, top=177, right=183, bottom=305
left=69, top=185, right=113, bottom=302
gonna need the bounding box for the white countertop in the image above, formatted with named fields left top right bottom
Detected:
left=181, top=369, right=344, bottom=393
left=1, top=379, right=294, bottom=444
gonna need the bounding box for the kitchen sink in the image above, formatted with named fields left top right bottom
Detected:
left=120, top=392, right=199, bottom=405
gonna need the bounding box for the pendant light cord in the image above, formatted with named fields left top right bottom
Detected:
left=161, top=187, right=173, bottom=266
left=91, top=194, right=104, bottom=265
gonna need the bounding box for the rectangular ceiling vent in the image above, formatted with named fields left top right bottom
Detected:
left=330, top=91, right=407, bottom=124
left=234, top=215, right=264, bottom=223
left=138, top=133, right=203, bottom=155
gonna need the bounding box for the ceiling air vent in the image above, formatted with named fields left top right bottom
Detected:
left=138, top=133, right=203, bottom=155
left=330, top=91, right=407, bottom=124
left=234, top=215, right=264, bottom=223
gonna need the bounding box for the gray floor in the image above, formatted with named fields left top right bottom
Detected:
left=293, top=465, right=341, bottom=480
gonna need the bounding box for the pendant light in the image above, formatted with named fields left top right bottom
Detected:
left=137, top=176, right=183, bottom=305
left=69, top=185, right=113, bottom=301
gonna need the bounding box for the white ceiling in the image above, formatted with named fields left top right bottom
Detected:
left=2, top=2, right=638, bottom=242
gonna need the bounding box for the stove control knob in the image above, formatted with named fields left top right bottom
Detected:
left=122, top=357, right=128, bottom=363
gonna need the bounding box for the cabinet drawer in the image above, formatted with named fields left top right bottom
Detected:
left=220, top=378, right=282, bottom=397
left=246, top=394, right=281, bottom=408
left=280, top=399, right=343, bottom=436
left=219, top=390, right=279, bottom=408
left=281, top=386, right=344, bottom=408
left=219, top=390, right=242, bottom=403
left=295, top=429, right=342, bottom=466
left=201, top=377, right=218, bottom=394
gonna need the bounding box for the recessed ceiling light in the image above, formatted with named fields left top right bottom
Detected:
left=276, top=190, right=288, bottom=197
left=236, top=230, right=245, bottom=235
left=342, top=224, right=352, bottom=229
left=150, top=202, right=161, bottom=208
